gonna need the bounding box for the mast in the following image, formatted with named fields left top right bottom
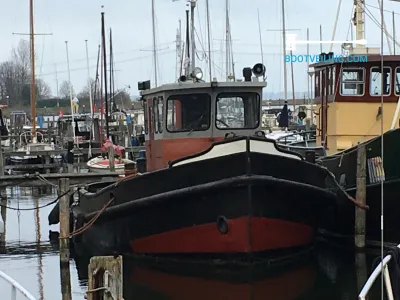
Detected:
left=176, top=20, right=182, bottom=80
left=85, top=40, right=93, bottom=118
left=29, top=0, right=37, bottom=138
left=151, top=0, right=158, bottom=86
left=225, top=0, right=230, bottom=80
left=257, top=9, right=264, bottom=81
left=184, top=8, right=190, bottom=77
left=354, top=0, right=365, bottom=49
left=101, top=12, right=109, bottom=138
left=281, top=0, right=287, bottom=101
left=65, top=41, right=76, bottom=142
left=205, top=0, right=212, bottom=81
left=110, top=28, right=116, bottom=111
left=190, top=0, right=196, bottom=73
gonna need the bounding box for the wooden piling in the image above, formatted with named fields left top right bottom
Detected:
left=355, top=143, right=367, bottom=249
left=87, top=255, right=123, bottom=300
left=0, top=143, right=4, bottom=176
left=59, top=178, right=72, bottom=300
left=108, top=146, right=115, bottom=172
left=0, top=196, right=6, bottom=253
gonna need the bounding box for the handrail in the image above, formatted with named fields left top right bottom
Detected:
left=358, top=244, right=400, bottom=300
left=0, top=270, right=37, bottom=300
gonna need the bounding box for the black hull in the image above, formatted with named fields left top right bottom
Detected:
left=68, top=136, right=342, bottom=259
left=319, top=129, right=400, bottom=245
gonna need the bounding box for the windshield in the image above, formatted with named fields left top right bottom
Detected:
left=166, top=93, right=211, bottom=132
left=215, top=92, right=260, bottom=129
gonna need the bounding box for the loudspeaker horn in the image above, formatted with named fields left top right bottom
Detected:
left=179, top=75, right=187, bottom=82
left=252, top=63, right=266, bottom=77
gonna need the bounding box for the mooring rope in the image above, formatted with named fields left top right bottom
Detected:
left=60, top=197, right=115, bottom=239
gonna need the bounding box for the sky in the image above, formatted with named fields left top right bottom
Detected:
left=0, top=0, right=399, bottom=99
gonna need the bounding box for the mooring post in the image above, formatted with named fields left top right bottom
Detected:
left=108, top=146, right=115, bottom=172
left=355, top=143, right=367, bottom=249
left=59, top=178, right=72, bottom=300
left=0, top=142, right=4, bottom=176
left=87, top=255, right=123, bottom=300
left=0, top=196, right=7, bottom=253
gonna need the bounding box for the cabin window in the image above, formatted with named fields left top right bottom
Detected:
left=157, top=96, right=164, bottom=133
left=370, top=67, right=391, bottom=96
left=153, top=97, right=159, bottom=133
left=340, top=68, right=365, bottom=96
left=395, top=67, right=400, bottom=95
left=215, top=92, right=260, bottom=129
left=144, top=100, right=148, bottom=134
left=166, top=93, right=211, bottom=132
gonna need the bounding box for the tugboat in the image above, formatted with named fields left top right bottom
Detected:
left=48, top=5, right=365, bottom=261
left=307, top=1, right=400, bottom=246
left=60, top=60, right=365, bottom=261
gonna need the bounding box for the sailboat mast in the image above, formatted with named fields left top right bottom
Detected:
left=85, top=40, right=93, bottom=118
left=281, top=0, right=288, bottom=101
left=29, top=0, right=37, bottom=137
left=205, top=0, right=212, bottom=81
left=151, top=0, right=158, bottom=87
left=101, top=12, right=109, bottom=138
left=190, top=0, right=196, bottom=73
left=225, top=0, right=229, bottom=80
left=109, top=28, right=114, bottom=111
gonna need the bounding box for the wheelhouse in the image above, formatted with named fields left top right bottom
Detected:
left=311, top=54, right=400, bottom=153
left=139, top=81, right=266, bottom=171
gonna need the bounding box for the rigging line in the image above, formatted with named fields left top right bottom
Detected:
left=39, top=41, right=175, bottom=68
left=365, top=3, right=400, bottom=16
left=362, top=3, right=400, bottom=48
left=39, top=50, right=175, bottom=77
left=379, top=0, right=384, bottom=298
left=196, top=1, right=205, bottom=49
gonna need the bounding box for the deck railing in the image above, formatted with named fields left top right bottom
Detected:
left=0, top=270, right=37, bottom=300
left=358, top=244, right=400, bottom=300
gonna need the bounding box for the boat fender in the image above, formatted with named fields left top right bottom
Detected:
left=216, top=216, right=229, bottom=234
left=73, top=213, right=86, bottom=243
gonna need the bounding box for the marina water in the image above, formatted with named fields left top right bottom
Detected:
left=0, top=187, right=386, bottom=299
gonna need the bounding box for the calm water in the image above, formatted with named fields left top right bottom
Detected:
left=0, top=187, right=386, bottom=299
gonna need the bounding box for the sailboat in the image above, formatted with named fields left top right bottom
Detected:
left=86, top=13, right=134, bottom=174
left=8, top=0, right=61, bottom=174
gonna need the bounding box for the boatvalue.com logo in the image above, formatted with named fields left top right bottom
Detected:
left=285, top=33, right=368, bottom=63
left=285, top=54, right=368, bottom=63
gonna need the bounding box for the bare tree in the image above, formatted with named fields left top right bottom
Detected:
left=77, top=78, right=96, bottom=99
left=113, top=89, right=132, bottom=109
left=59, top=80, right=74, bottom=99
left=36, top=78, right=52, bottom=99
left=0, top=39, right=53, bottom=106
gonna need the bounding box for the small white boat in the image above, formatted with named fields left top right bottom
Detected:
left=87, top=156, right=134, bottom=174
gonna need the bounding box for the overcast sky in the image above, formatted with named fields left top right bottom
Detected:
left=0, top=0, right=398, bottom=98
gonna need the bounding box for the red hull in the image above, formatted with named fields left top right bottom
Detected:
left=130, top=217, right=314, bottom=254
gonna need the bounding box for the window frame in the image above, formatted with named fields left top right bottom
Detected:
left=165, top=93, right=212, bottom=133
left=153, top=97, right=159, bottom=133
left=395, top=67, right=400, bottom=96
left=215, top=92, right=260, bottom=130
left=144, top=99, right=148, bottom=134
left=339, top=67, right=365, bottom=97
left=370, top=66, right=392, bottom=97
left=157, top=96, right=164, bottom=133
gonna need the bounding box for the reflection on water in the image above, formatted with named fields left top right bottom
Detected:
left=0, top=187, right=390, bottom=299
left=0, top=187, right=85, bottom=299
